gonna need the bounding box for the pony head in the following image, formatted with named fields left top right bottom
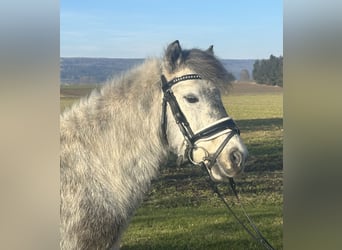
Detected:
left=161, top=40, right=248, bottom=182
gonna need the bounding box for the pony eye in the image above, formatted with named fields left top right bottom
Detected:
left=184, top=95, right=199, bottom=103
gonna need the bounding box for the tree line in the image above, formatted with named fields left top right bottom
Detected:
left=252, top=55, right=283, bottom=87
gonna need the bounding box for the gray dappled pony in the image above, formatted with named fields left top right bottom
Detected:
left=60, top=41, right=248, bottom=249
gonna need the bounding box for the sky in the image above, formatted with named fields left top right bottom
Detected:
left=60, top=1, right=283, bottom=59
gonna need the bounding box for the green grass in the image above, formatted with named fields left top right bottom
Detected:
left=60, top=85, right=283, bottom=249
left=122, top=205, right=282, bottom=250
left=224, top=93, right=283, bottom=120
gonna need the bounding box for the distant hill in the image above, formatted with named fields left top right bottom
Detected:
left=60, top=57, right=255, bottom=85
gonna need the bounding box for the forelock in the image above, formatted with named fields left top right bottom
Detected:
left=181, top=49, right=234, bottom=88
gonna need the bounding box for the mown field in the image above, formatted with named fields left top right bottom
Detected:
left=60, top=82, right=283, bottom=249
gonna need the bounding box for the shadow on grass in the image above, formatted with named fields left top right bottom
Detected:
left=245, top=154, right=283, bottom=172
left=237, top=117, right=283, bottom=132
left=234, top=117, right=283, bottom=172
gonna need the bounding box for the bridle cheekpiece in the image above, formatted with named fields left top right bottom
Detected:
left=160, top=73, right=240, bottom=171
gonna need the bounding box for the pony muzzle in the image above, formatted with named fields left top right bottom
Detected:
left=188, top=119, right=248, bottom=181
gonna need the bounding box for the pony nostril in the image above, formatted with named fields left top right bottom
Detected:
left=230, top=150, right=243, bottom=167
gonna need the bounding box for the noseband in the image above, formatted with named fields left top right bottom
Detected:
left=160, top=74, right=240, bottom=170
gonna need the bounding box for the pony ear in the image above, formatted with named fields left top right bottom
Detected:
left=164, top=40, right=183, bottom=72
left=206, top=45, right=214, bottom=55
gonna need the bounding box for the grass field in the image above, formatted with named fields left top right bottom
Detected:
left=60, top=82, right=283, bottom=249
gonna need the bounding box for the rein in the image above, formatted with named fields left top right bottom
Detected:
left=201, top=163, right=276, bottom=250
left=160, top=73, right=276, bottom=250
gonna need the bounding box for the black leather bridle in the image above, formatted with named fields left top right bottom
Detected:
left=160, top=73, right=276, bottom=250
left=160, top=73, right=240, bottom=171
